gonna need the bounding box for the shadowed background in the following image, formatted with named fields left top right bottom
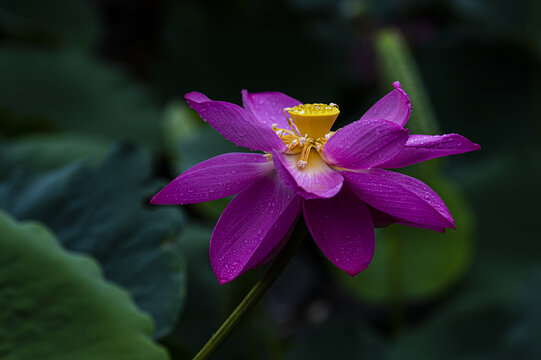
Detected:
left=0, top=0, right=539, bottom=359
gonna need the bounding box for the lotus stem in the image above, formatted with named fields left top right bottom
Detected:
left=192, top=219, right=307, bottom=360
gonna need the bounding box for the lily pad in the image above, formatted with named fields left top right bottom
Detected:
left=0, top=210, right=169, bottom=360
left=336, top=176, right=473, bottom=303
left=0, top=143, right=186, bottom=338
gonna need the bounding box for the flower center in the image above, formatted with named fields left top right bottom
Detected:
left=287, top=103, right=340, bottom=139
left=271, top=103, right=339, bottom=169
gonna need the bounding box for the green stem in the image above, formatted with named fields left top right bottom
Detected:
left=192, top=220, right=307, bottom=360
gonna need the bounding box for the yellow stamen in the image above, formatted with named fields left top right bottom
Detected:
left=272, top=102, right=339, bottom=169
left=297, top=143, right=314, bottom=168
left=285, top=103, right=339, bottom=139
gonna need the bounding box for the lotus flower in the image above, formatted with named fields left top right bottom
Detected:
left=151, top=82, right=479, bottom=284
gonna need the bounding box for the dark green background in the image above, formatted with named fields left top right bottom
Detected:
left=0, top=0, right=538, bottom=359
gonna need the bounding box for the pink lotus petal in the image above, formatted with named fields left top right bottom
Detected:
left=377, top=133, right=481, bottom=168
left=369, top=206, right=398, bottom=228
left=242, top=90, right=301, bottom=130
left=303, top=188, right=375, bottom=276
left=360, top=81, right=411, bottom=127
left=272, top=150, right=343, bottom=199
left=210, top=174, right=301, bottom=284
left=185, top=92, right=286, bottom=153
left=322, top=118, right=409, bottom=170
left=342, top=168, right=454, bottom=230
left=368, top=206, right=446, bottom=232
left=150, top=153, right=273, bottom=205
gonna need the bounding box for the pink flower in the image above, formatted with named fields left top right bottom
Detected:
left=151, top=82, right=480, bottom=284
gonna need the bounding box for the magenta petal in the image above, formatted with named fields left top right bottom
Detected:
left=150, top=153, right=273, bottom=205
left=272, top=150, right=343, bottom=199
left=342, top=169, right=455, bottom=230
left=322, top=118, right=409, bottom=170
left=303, top=188, right=375, bottom=276
left=377, top=133, right=481, bottom=168
left=360, top=81, right=411, bottom=127
left=368, top=206, right=446, bottom=232
left=210, top=174, right=301, bottom=284
left=242, top=90, right=301, bottom=129
left=185, top=92, right=286, bottom=152
left=369, top=206, right=398, bottom=228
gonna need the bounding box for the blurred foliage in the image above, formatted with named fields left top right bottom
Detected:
left=389, top=270, right=541, bottom=360
left=0, top=210, right=168, bottom=360
left=0, top=0, right=100, bottom=49
left=0, top=134, right=109, bottom=178
left=0, top=144, right=186, bottom=338
left=285, top=320, right=386, bottom=360
left=501, top=271, right=541, bottom=359
left=0, top=0, right=539, bottom=359
left=0, top=47, right=161, bottom=148
left=375, top=28, right=439, bottom=134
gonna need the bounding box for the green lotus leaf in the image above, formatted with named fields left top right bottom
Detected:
left=0, top=143, right=186, bottom=338
left=0, top=210, right=169, bottom=360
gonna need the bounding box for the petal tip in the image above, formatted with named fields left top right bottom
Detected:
left=149, top=191, right=169, bottom=205
left=344, top=268, right=362, bottom=277
left=241, top=89, right=249, bottom=101
left=392, top=81, right=409, bottom=99
left=345, top=270, right=360, bottom=277
left=211, top=261, right=240, bottom=285
left=343, top=261, right=372, bottom=277
left=438, top=217, right=455, bottom=232
left=185, top=91, right=210, bottom=106
left=444, top=212, right=456, bottom=230
left=217, top=276, right=233, bottom=285
left=436, top=210, right=456, bottom=231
